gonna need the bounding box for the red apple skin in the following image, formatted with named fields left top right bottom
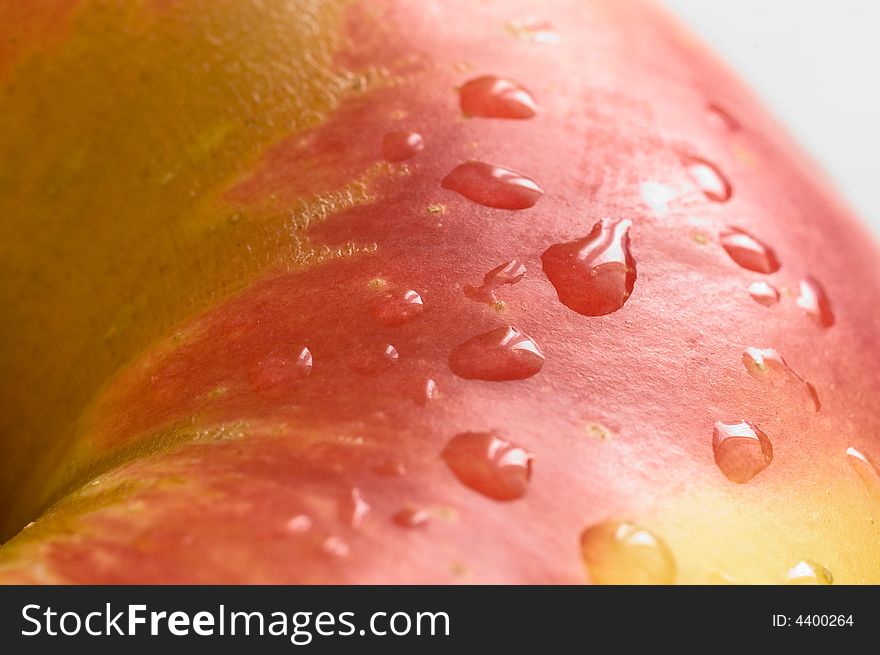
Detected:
left=1, top=0, right=880, bottom=584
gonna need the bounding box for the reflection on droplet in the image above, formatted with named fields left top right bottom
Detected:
left=339, top=488, right=370, bottom=530
left=796, top=276, right=834, bottom=327
left=285, top=515, right=313, bottom=533
left=442, top=431, right=534, bottom=500
left=248, top=347, right=313, bottom=398
left=542, top=218, right=636, bottom=316
left=351, top=343, right=399, bottom=375
left=465, top=260, right=526, bottom=303
left=787, top=560, right=833, bottom=585
left=720, top=227, right=780, bottom=273
left=448, top=326, right=544, bottom=381
left=748, top=281, right=780, bottom=306
left=712, top=420, right=773, bottom=483
left=640, top=182, right=676, bottom=216
left=321, top=536, right=350, bottom=558
left=372, top=288, right=424, bottom=326
left=742, top=347, right=820, bottom=412
left=580, top=521, right=676, bottom=585
left=392, top=508, right=431, bottom=528
left=442, top=161, right=543, bottom=209
left=459, top=75, right=537, bottom=119
left=846, top=447, right=880, bottom=496
left=683, top=155, right=732, bottom=202
left=382, top=130, right=424, bottom=162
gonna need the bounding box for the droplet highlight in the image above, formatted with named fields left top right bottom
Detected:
left=448, top=326, right=544, bottom=381
left=372, top=288, right=424, bottom=326
left=748, top=281, right=780, bottom=306
left=339, top=487, right=370, bottom=530
left=442, top=161, right=543, bottom=209
left=580, top=521, right=676, bottom=585
left=846, top=447, right=880, bottom=496
left=742, top=347, right=820, bottom=411
left=796, top=276, right=834, bottom=327
left=392, top=508, right=431, bottom=528
left=712, top=420, right=773, bottom=483
left=459, top=75, right=537, bottom=119
left=442, top=431, right=534, bottom=500
left=787, top=560, right=833, bottom=585
left=505, top=18, right=560, bottom=43
left=465, top=260, right=526, bottom=303
left=541, top=218, right=636, bottom=316
left=683, top=155, right=732, bottom=202
left=382, top=130, right=424, bottom=162
left=720, top=227, right=780, bottom=273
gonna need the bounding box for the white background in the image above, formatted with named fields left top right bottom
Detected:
left=666, top=0, right=880, bottom=235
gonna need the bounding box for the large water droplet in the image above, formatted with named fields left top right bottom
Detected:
left=748, top=281, right=780, bottom=306
left=720, top=227, right=780, bottom=273
left=459, top=75, right=537, bottom=119
left=712, top=420, right=773, bottom=483
left=542, top=218, right=636, bottom=316
left=465, top=260, right=526, bottom=303
left=351, top=343, right=399, bottom=375
left=796, top=276, right=834, bottom=327
left=683, top=155, right=732, bottom=202
left=580, top=521, right=676, bottom=585
left=442, top=431, right=533, bottom=500
left=248, top=347, right=313, bottom=398
left=372, top=288, right=424, bottom=326
left=382, top=130, right=424, bottom=162
left=392, top=507, right=431, bottom=528
left=448, top=326, right=544, bottom=381
left=846, top=447, right=880, bottom=496
left=442, top=161, right=543, bottom=209
left=742, top=347, right=820, bottom=412
left=339, top=487, right=370, bottom=530
left=787, top=560, right=833, bottom=585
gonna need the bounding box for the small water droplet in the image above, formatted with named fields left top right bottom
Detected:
left=372, top=288, right=424, bottom=326
left=392, top=507, right=431, bottom=528
left=796, top=276, right=834, bottom=327
left=248, top=347, right=313, bottom=397
left=338, top=487, right=370, bottom=530
left=465, top=260, right=526, bottom=303
left=712, top=420, right=773, bottom=483
left=321, top=536, right=350, bottom=557
left=448, top=326, right=544, bottom=381
left=286, top=514, right=313, bottom=533
left=542, top=218, right=636, bottom=316
left=382, top=130, right=424, bottom=162
left=846, top=447, right=880, bottom=495
left=459, top=75, right=537, bottom=119
left=720, top=227, right=780, bottom=273
left=742, top=347, right=820, bottom=412
left=683, top=155, right=732, bottom=202
left=442, top=161, right=543, bottom=209
left=787, top=560, right=833, bottom=585
left=707, top=103, right=740, bottom=131
left=417, top=377, right=439, bottom=404
left=505, top=18, right=560, bottom=43
left=441, top=431, right=534, bottom=500
left=640, top=182, right=676, bottom=216
left=351, top=343, right=399, bottom=375
left=372, top=458, right=406, bottom=477
left=748, top=280, right=780, bottom=306
left=580, top=521, right=676, bottom=584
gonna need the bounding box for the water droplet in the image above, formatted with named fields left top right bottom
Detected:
left=787, top=560, right=833, bottom=585
left=712, top=420, right=773, bottom=483
left=441, top=431, right=534, bottom=500
left=392, top=508, right=431, bottom=528
left=465, top=260, right=526, bottom=303
left=542, top=218, right=636, bottom=316
left=448, top=326, right=544, bottom=381
left=580, top=521, right=676, bottom=584
left=372, top=288, right=424, bottom=326
left=372, top=458, right=407, bottom=477
left=339, top=488, right=370, bottom=530
left=742, top=347, right=820, bottom=412
left=321, top=536, right=350, bottom=557
left=748, top=281, right=780, bottom=306
left=442, top=161, right=543, bottom=209
left=846, top=447, right=880, bottom=495
left=416, top=378, right=439, bottom=404
left=248, top=347, right=313, bottom=397
left=382, top=130, right=424, bottom=162
left=285, top=515, right=313, bottom=533
left=505, top=18, right=560, bottom=43
left=640, top=181, right=676, bottom=216
left=683, top=155, right=732, bottom=202
left=707, top=103, right=740, bottom=131
left=720, top=227, right=780, bottom=273
left=351, top=343, right=399, bottom=375
left=796, top=276, right=834, bottom=327
left=459, top=75, right=537, bottom=119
